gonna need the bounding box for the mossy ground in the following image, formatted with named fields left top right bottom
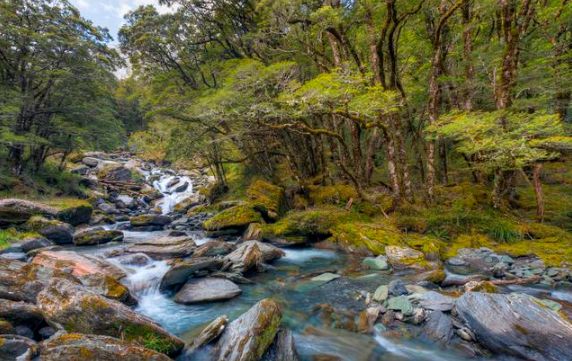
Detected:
left=202, top=204, right=263, bottom=231
left=0, top=228, right=41, bottom=250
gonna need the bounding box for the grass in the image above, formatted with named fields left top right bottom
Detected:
left=0, top=228, right=41, bottom=250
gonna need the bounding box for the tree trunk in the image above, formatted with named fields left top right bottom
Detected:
left=532, top=163, right=544, bottom=222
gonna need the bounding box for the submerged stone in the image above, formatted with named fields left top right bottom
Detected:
left=386, top=296, right=414, bottom=316
left=361, top=256, right=389, bottom=270
left=311, top=272, right=341, bottom=284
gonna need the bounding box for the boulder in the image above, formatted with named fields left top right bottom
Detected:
left=130, top=214, right=171, bottom=227
left=98, top=165, right=133, bottom=183
left=24, top=216, right=73, bottom=245
left=0, top=335, right=37, bottom=360
left=362, top=256, right=389, bottom=270
left=32, top=251, right=126, bottom=280
left=447, top=247, right=514, bottom=275
left=384, top=246, right=427, bottom=270
left=0, top=199, right=57, bottom=226
left=160, top=258, right=223, bottom=292
left=455, top=292, right=572, bottom=361
left=310, top=273, right=340, bottom=284
left=388, top=280, right=408, bottom=296
left=185, top=316, right=228, bottom=354
left=193, top=240, right=235, bottom=258
left=97, top=202, right=120, bottom=215
left=173, top=194, right=206, bottom=213
left=372, top=285, right=389, bottom=303
left=421, top=311, right=453, bottom=345
left=262, top=329, right=300, bottom=361
left=125, top=237, right=195, bottom=259
left=203, top=205, right=263, bottom=236
left=174, top=182, right=189, bottom=193
left=386, top=296, right=414, bottom=316
left=73, top=229, right=124, bottom=246
left=0, top=299, right=46, bottom=332
left=19, top=238, right=53, bottom=253
left=36, top=278, right=184, bottom=356
left=243, top=222, right=263, bottom=241
left=82, top=156, right=100, bottom=167
left=223, top=241, right=284, bottom=274
left=39, top=333, right=171, bottom=361
left=174, top=278, right=242, bottom=304
left=410, top=291, right=455, bottom=312
left=110, top=253, right=153, bottom=267
left=56, top=203, right=93, bottom=226
left=212, top=298, right=282, bottom=361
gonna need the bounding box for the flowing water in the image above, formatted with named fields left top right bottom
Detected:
left=78, top=167, right=572, bottom=360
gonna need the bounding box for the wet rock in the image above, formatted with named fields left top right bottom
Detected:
left=212, top=298, right=282, bottom=361
left=160, top=258, right=224, bottom=291
left=25, top=216, right=73, bottom=245
left=38, top=327, right=56, bottom=340
left=19, top=238, right=52, bottom=253
left=186, top=316, right=229, bottom=354
left=362, top=256, right=389, bottom=270
left=99, top=165, right=133, bottom=183
left=311, top=273, right=341, bottom=284
left=0, top=199, right=57, bottom=226
left=463, top=280, right=498, bottom=293
left=372, top=285, right=389, bottom=303
left=130, top=214, right=172, bottom=227
left=447, top=248, right=514, bottom=275
left=388, top=280, right=408, bottom=296
left=37, top=278, right=184, bottom=356
left=97, top=202, right=120, bottom=215
left=386, top=296, right=414, bottom=316
left=174, top=182, right=189, bottom=193
left=0, top=299, right=46, bottom=332
left=384, top=246, right=426, bottom=270
left=73, top=229, right=124, bottom=246
left=193, top=240, right=235, bottom=257
left=243, top=222, right=263, bottom=241
left=125, top=237, right=195, bottom=259
left=173, top=194, right=206, bottom=213
left=174, top=277, right=242, bottom=304
left=111, top=252, right=152, bottom=267
left=441, top=273, right=487, bottom=287
left=262, top=329, right=300, bottom=361
left=422, top=311, right=453, bottom=345
left=16, top=325, right=35, bottom=339
left=32, top=250, right=126, bottom=280
left=455, top=292, right=572, bottom=361
left=0, top=335, right=37, bottom=360
left=0, top=252, right=27, bottom=261
left=223, top=241, right=284, bottom=274
left=211, top=272, right=255, bottom=284
left=56, top=203, right=93, bottom=226
left=358, top=307, right=382, bottom=333
left=39, top=333, right=171, bottom=360
left=116, top=195, right=136, bottom=209
left=410, top=291, right=455, bottom=311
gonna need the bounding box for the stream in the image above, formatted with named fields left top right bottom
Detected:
left=71, top=167, right=572, bottom=361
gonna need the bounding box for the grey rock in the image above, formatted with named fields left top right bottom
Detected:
left=262, top=329, right=300, bottom=361
left=388, top=280, right=408, bottom=296
left=387, top=296, right=414, bottom=316
left=0, top=335, right=37, bottom=360
left=160, top=258, right=223, bottom=291
left=174, top=278, right=242, bottom=304
left=362, top=256, right=389, bottom=270
left=422, top=311, right=453, bottom=345
left=411, top=291, right=455, bottom=311
left=373, top=285, right=389, bottom=303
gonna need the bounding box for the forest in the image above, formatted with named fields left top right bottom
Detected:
left=0, top=0, right=572, bottom=360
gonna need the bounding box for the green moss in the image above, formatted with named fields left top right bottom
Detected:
left=329, top=220, right=402, bottom=254
left=202, top=204, right=263, bottom=231
left=0, top=228, right=41, bottom=250
left=307, top=184, right=357, bottom=206
left=246, top=179, right=285, bottom=219
left=122, top=325, right=177, bottom=355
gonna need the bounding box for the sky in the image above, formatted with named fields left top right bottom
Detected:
left=69, top=0, right=172, bottom=44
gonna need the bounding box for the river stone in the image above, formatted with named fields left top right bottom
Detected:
left=37, top=278, right=184, bottom=356
left=39, top=333, right=171, bottom=361
left=388, top=279, right=408, bottom=296
left=174, top=278, right=242, bottom=304
left=385, top=246, right=426, bottom=270
left=110, top=253, right=153, bottom=267
left=455, top=292, right=572, bottom=361
left=160, top=258, right=224, bottom=291
left=311, top=272, right=341, bottom=284
left=25, top=216, right=73, bottom=245
left=213, top=298, right=282, bottom=361
left=98, top=202, right=120, bottom=215
left=194, top=240, right=235, bottom=257
left=372, top=285, right=389, bottom=303
left=224, top=241, right=285, bottom=274
left=130, top=214, right=172, bottom=227
left=125, top=239, right=196, bottom=260
left=422, top=311, right=453, bottom=345
left=56, top=203, right=93, bottom=226
left=20, top=237, right=53, bottom=253
left=32, top=250, right=126, bottom=280
left=0, top=335, right=38, bottom=360
left=186, top=315, right=229, bottom=354
left=362, top=256, right=389, bottom=270
left=410, top=291, right=455, bottom=311
left=73, top=229, right=124, bottom=246
left=82, top=156, right=100, bottom=167
left=441, top=273, right=487, bottom=287
left=0, top=299, right=46, bottom=331
left=386, top=296, right=414, bottom=316
left=0, top=199, right=57, bottom=226
left=262, top=329, right=300, bottom=361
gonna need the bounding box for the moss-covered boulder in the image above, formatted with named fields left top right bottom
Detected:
left=385, top=246, right=430, bottom=271
left=246, top=180, right=286, bottom=221
left=212, top=298, right=282, bottom=361
left=129, top=214, right=172, bottom=229
left=25, top=216, right=74, bottom=245
left=44, top=199, right=94, bottom=226
left=73, top=229, right=124, bottom=246
left=203, top=205, right=263, bottom=236
left=40, top=333, right=171, bottom=361
left=37, top=278, right=184, bottom=356
left=0, top=199, right=57, bottom=227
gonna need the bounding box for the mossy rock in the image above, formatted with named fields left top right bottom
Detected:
left=24, top=216, right=73, bottom=245
left=202, top=204, right=263, bottom=235
left=50, top=199, right=93, bottom=226
left=73, top=229, right=124, bottom=246
left=307, top=184, right=357, bottom=206
left=246, top=180, right=286, bottom=221
left=329, top=221, right=402, bottom=255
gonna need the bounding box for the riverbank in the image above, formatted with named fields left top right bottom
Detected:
left=1, top=152, right=571, bottom=360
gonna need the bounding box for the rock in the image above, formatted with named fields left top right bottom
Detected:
left=539, top=299, right=562, bottom=312
left=386, top=296, right=414, bottom=316
left=441, top=273, right=487, bottom=287
left=311, top=273, right=341, bottom=284
left=447, top=248, right=513, bottom=275
left=173, top=194, right=206, bottom=213
left=410, top=291, right=455, bottom=311
left=125, top=238, right=195, bottom=259
left=25, top=216, right=73, bottom=244
left=358, top=307, right=382, bottom=333
left=193, top=240, right=235, bottom=257
left=19, top=238, right=52, bottom=253
left=213, top=298, right=282, bottom=361
left=38, top=327, right=56, bottom=340
left=211, top=272, right=255, bottom=284
left=15, top=325, right=35, bottom=339
left=362, top=256, right=389, bottom=270
left=186, top=316, right=229, bottom=354
left=37, top=278, right=184, bottom=356
left=262, top=329, right=300, bottom=361
left=384, top=246, right=427, bottom=270
left=32, top=251, right=126, bottom=280
left=372, top=285, right=389, bottom=303
left=0, top=198, right=57, bottom=226
left=130, top=214, right=172, bottom=227
left=97, top=202, right=119, bottom=215
left=82, top=156, right=100, bottom=167
left=73, top=229, right=124, bottom=246
left=56, top=203, right=93, bottom=226
left=110, top=253, right=153, bottom=267
left=0, top=335, right=37, bottom=360
left=116, top=195, right=136, bottom=209
left=174, top=277, right=242, bottom=304
left=405, top=285, right=428, bottom=294
left=388, top=280, right=408, bottom=296
left=70, top=164, right=90, bottom=175
left=463, top=280, right=498, bottom=293
left=98, top=165, right=133, bottom=183
left=160, top=258, right=224, bottom=291
left=174, top=182, right=189, bottom=193
left=1, top=252, right=27, bottom=261
left=455, top=292, right=572, bottom=361
left=203, top=205, right=263, bottom=236
left=421, top=311, right=453, bottom=345
left=243, top=222, right=263, bottom=241
left=223, top=241, right=284, bottom=274
left=39, top=333, right=171, bottom=360
left=414, top=268, right=446, bottom=284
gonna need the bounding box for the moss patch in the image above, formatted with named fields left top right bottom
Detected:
left=246, top=179, right=285, bottom=220
left=202, top=204, right=263, bottom=232
left=0, top=228, right=41, bottom=250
